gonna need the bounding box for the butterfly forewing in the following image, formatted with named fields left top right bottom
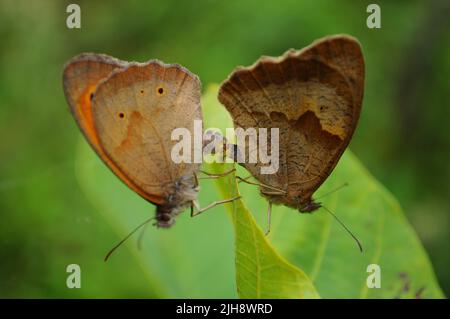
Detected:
left=300, top=35, right=365, bottom=118
left=63, top=53, right=128, bottom=152
left=63, top=54, right=164, bottom=203
left=91, top=61, right=202, bottom=202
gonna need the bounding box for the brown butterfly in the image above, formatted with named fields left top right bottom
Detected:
left=64, top=53, right=239, bottom=259
left=64, top=53, right=240, bottom=227
left=63, top=53, right=205, bottom=229
left=218, top=35, right=364, bottom=245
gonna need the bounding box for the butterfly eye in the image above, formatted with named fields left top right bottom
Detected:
left=118, top=112, right=125, bottom=119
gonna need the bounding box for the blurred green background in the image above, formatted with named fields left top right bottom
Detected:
left=0, top=0, right=449, bottom=298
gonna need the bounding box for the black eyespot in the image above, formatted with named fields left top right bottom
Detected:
left=140, top=90, right=144, bottom=94
left=118, top=112, right=125, bottom=118
left=157, top=87, right=164, bottom=95
left=320, top=106, right=324, bottom=111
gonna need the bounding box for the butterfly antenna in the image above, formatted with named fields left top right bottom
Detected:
left=321, top=205, right=363, bottom=252
left=315, top=183, right=349, bottom=200
left=104, top=217, right=155, bottom=262
left=137, top=220, right=151, bottom=250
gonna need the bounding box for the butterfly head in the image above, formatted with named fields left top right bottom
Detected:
left=155, top=174, right=199, bottom=228
left=299, top=199, right=321, bottom=213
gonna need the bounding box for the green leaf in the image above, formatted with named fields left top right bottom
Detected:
left=234, top=147, right=445, bottom=299
left=210, top=163, right=320, bottom=298
left=75, top=84, right=443, bottom=299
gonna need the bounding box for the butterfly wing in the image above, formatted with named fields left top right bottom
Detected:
left=63, top=53, right=128, bottom=153
left=218, top=36, right=364, bottom=207
left=300, top=35, right=365, bottom=121
left=63, top=54, right=166, bottom=205
left=91, top=61, right=202, bottom=202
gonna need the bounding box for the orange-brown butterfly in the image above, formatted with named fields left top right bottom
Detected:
left=63, top=54, right=241, bottom=260
left=218, top=35, right=364, bottom=248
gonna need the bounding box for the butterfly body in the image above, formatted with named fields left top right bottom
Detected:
left=155, top=175, right=199, bottom=227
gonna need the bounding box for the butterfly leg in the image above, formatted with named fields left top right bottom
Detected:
left=198, top=168, right=236, bottom=180
left=265, top=202, right=272, bottom=236
left=235, top=176, right=286, bottom=194
left=193, top=171, right=199, bottom=187
left=237, top=175, right=253, bottom=183
left=191, top=196, right=241, bottom=217
left=261, top=190, right=285, bottom=195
